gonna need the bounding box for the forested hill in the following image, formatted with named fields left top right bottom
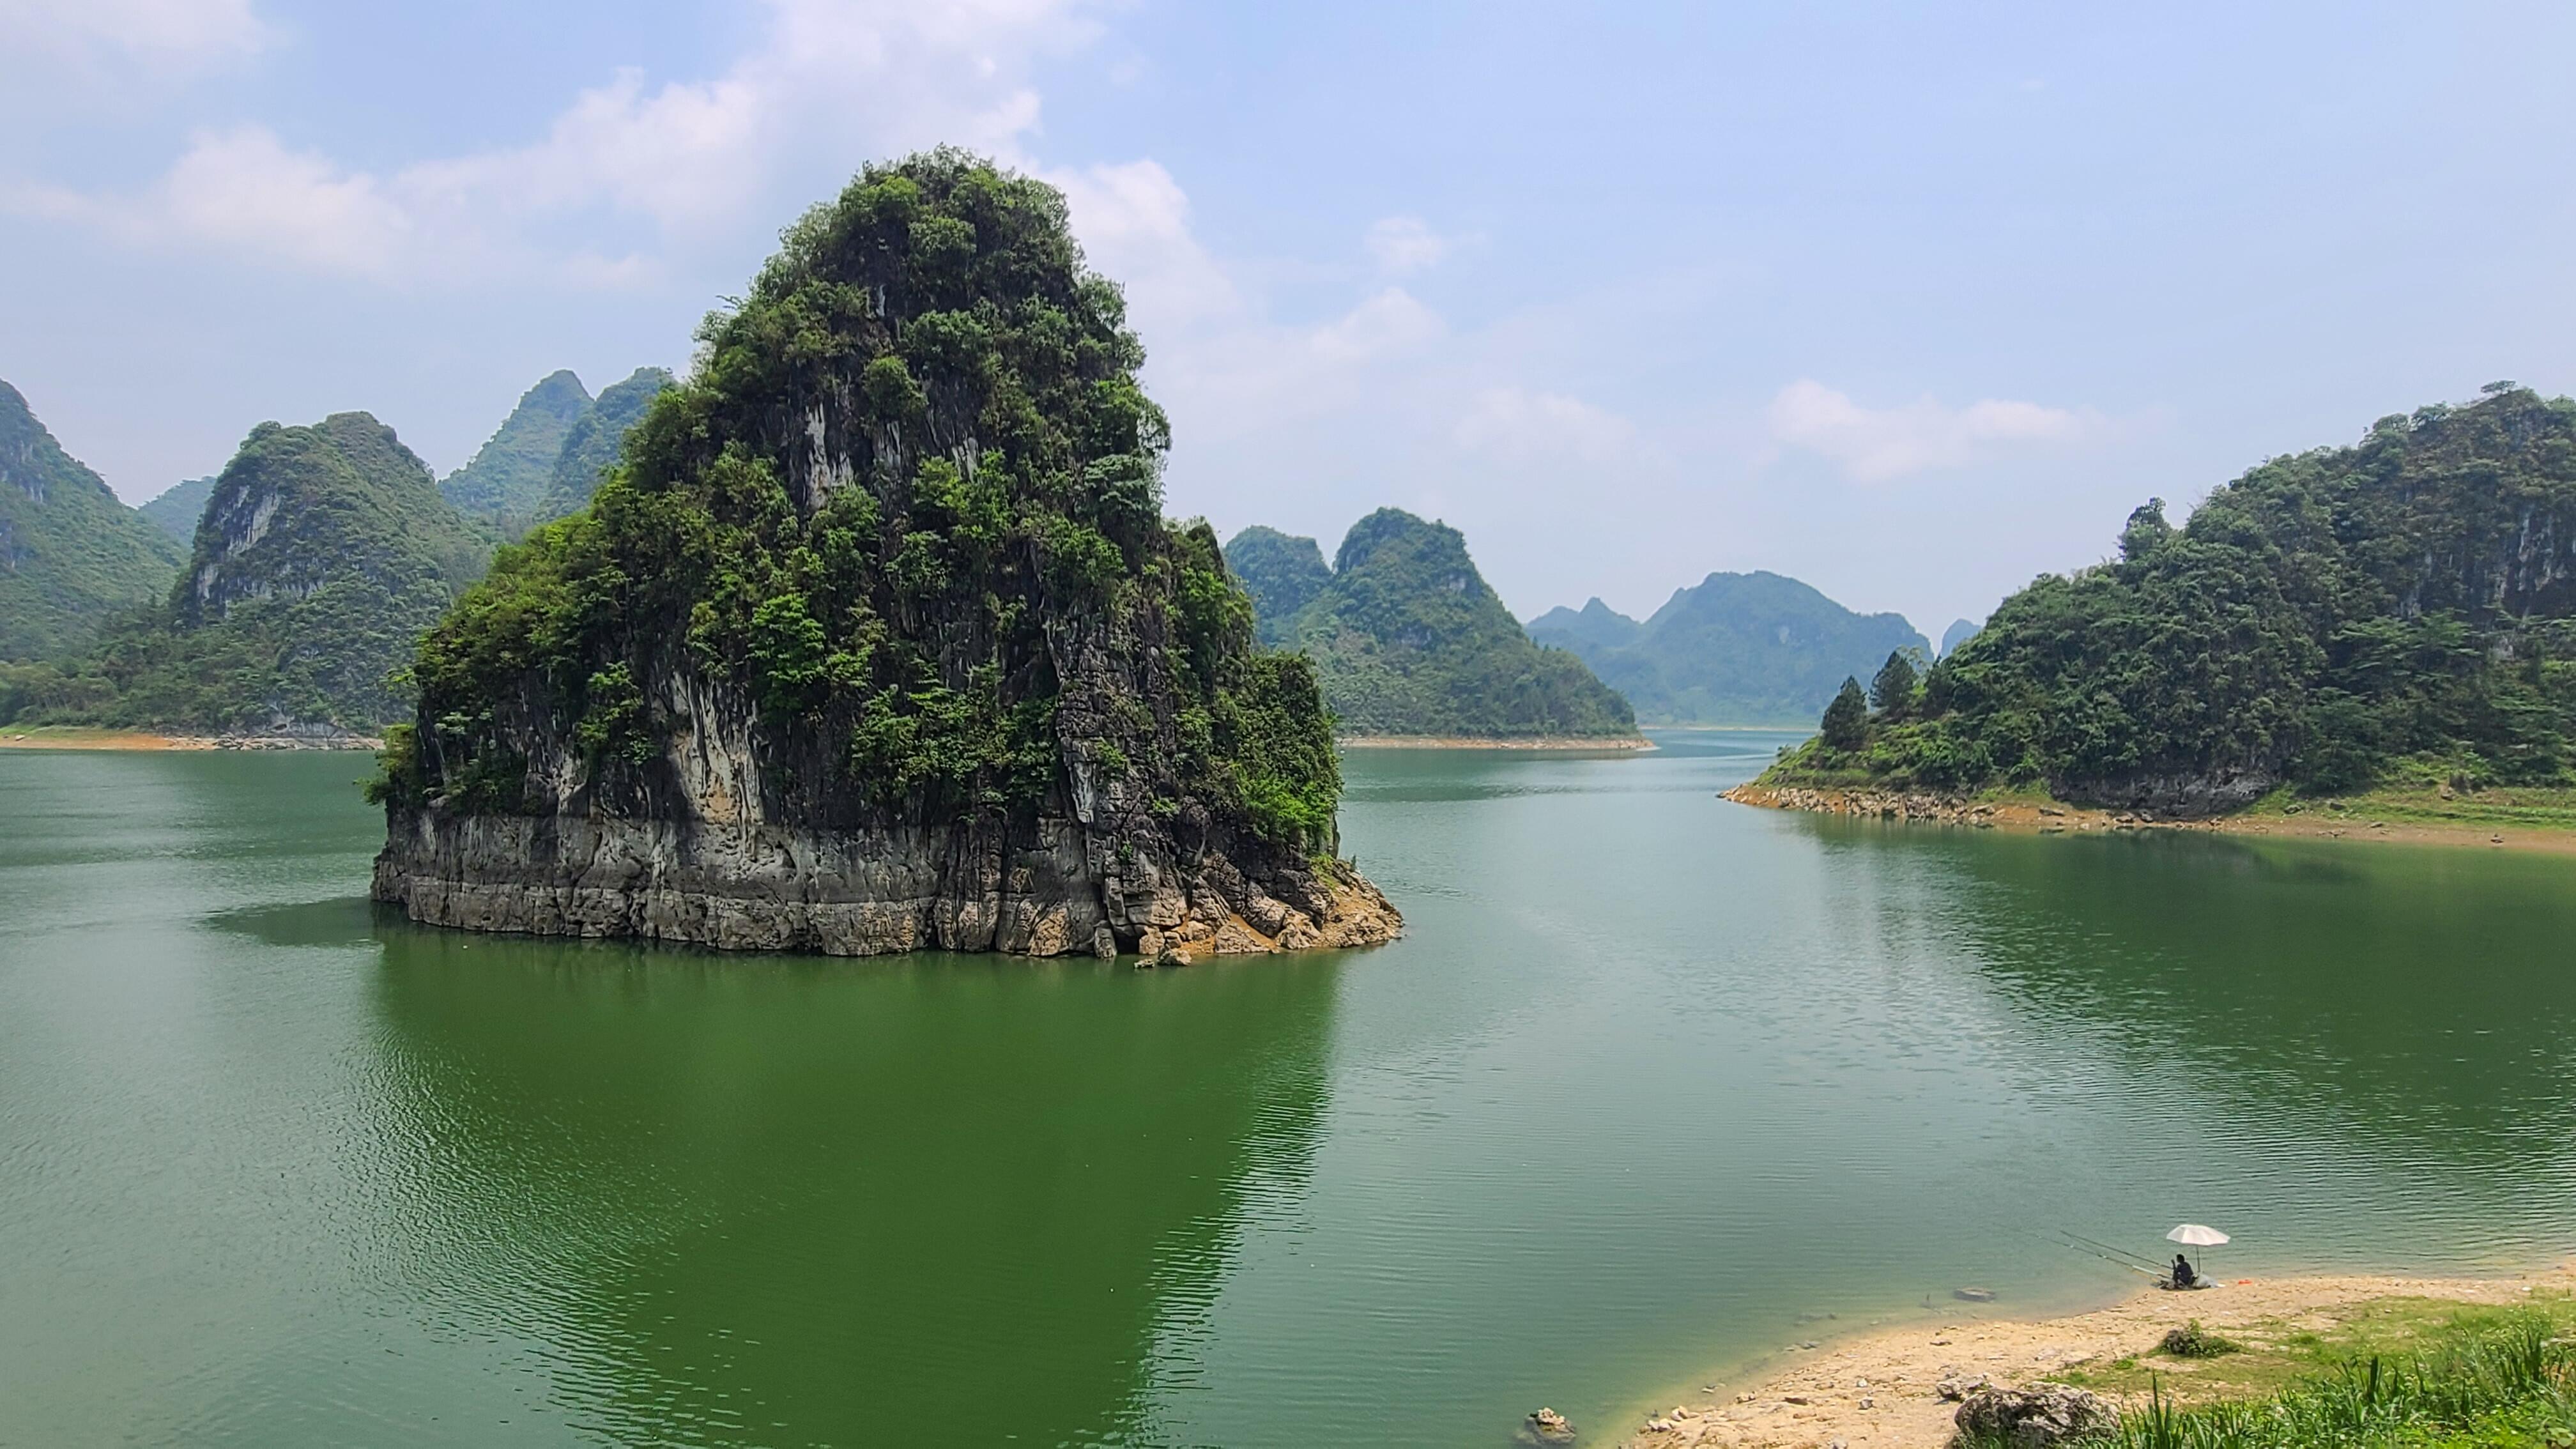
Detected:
left=1760, top=385, right=2576, bottom=813
left=0, top=379, right=183, bottom=661
left=541, top=367, right=674, bottom=519
left=439, top=371, right=592, bottom=531
left=440, top=367, right=674, bottom=536
left=1226, top=510, right=1637, bottom=739
left=140, top=476, right=217, bottom=542
left=6, top=413, right=493, bottom=730
left=1528, top=572, right=1928, bottom=726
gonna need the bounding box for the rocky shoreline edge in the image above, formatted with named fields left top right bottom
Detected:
left=372, top=807, right=1403, bottom=962
left=0, top=726, right=381, bottom=751
left=1721, top=782, right=2576, bottom=854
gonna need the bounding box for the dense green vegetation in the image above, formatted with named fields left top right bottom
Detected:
left=378, top=151, right=1343, bottom=857
left=1767, top=387, right=2576, bottom=812
left=1225, top=511, right=1637, bottom=738
left=2023, top=1301, right=2576, bottom=1449
left=1528, top=572, right=1929, bottom=726
left=139, top=475, right=215, bottom=542
left=0, top=379, right=183, bottom=661
left=3, top=413, right=492, bottom=730
left=538, top=367, right=674, bottom=521
left=1224, top=525, right=1333, bottom=647
left=438, top=370, right=593, bottom=533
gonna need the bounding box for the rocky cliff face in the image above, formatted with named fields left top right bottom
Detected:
left=372, top=152, right=1398, bottom=960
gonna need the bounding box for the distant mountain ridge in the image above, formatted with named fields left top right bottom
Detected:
left=440, top=371, right=592, bottom=530
left=440, top=367, right=674, bottom=535
left=0, top=379, right=183, bottom=661
left=10, top=412, right=493, bottom=730
left=1529, top=571, right=1928, bottom=726
left=139, top=475, right=217, bottom=542
left=1226, top=510, right=1637, bottom=739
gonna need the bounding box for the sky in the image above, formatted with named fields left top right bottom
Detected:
left=6, top=1, right=2575, bottom=638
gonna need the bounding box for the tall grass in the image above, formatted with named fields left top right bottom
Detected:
left=2074, top=1311, right=2573, bottom=1448
left=1960, top=1312, right=2575, bottom=1448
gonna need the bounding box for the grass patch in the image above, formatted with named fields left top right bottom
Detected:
left=2028, top=1298, right=2576, bottom=1448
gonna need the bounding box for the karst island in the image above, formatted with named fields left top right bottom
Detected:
left=369, top=152, right=1397, bottom=960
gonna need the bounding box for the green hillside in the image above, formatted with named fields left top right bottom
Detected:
left=540, top=367, right=675, bottom=519
left=139, top=475, right=217, bottom=542
left=0, top=380, right=183, bottom=661
left=1762, top=385, right=2576, bottom=813
left=1224, top=526, right=1333, bottom=647
left=1528, top=572, right=1928, bottom=726
left=1228, top=510, right=1637, bottom=738
left=7, top=413, right=494, bottom=730
left=438, top=371, right=593, bottom=532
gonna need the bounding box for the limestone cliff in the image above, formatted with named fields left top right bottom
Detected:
left=372, top=151, right=1399, bottom=960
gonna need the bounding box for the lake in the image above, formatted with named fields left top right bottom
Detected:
left=5, top=734, right=2575, bottom=1446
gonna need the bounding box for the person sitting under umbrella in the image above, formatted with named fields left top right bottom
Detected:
left=2170, top=1254, right=2198, bottom=1289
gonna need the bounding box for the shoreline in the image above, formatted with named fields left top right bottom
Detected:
left=1337, top=735, right=1655, bottom=751
left=0, top=727, right=381, bottom=753
left=1613, top=1260, right=2576, bottom=1448
left=1724, top=782, right=2576, bottom=856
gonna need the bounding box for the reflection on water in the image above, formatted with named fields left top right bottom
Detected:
left=351, top=926, right=1341, bottom=1447
left=6, top=739, right=2576, bottom=1447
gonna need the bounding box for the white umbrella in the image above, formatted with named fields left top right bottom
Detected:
left=2166, top=1223, right=2228, bottom=1284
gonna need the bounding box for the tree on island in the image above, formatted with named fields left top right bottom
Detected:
left=1820, top=676, right=1869, bottom=751
left=1869, top=649, right=1920, bottom=720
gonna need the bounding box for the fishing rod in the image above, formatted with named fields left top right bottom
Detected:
left=2059, top=1229, right=2165, bottom=1269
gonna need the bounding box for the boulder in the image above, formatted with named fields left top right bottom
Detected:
left=1952, top=1384, right=2115, bottom=1446
left=1519, top=1406, right=1576, bottom=1445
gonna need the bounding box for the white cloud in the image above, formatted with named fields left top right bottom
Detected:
left=0, top=0, right=270, bottom=82
left=1364, top=215, right=1452, bottom=274
left=20, top=0, right=1103, bottom=282
left=1768, top=379, right=2097, bottom=482
left=1453, top=387, right=1638, bottom=466
left=1051, top=158, right=1242, bottom=339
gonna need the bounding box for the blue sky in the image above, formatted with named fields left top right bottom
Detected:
left=6, top=1, right=2574, bottom=637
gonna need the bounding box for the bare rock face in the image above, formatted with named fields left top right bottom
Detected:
left=372, top=652, right=1399, bottom=959
left=374, top=806, right=1397, bottom=958
left=1951, top=1384, right=2115, bottom=1447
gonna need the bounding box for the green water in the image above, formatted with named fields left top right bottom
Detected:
left=6, top=735, right=2576, bottom=1447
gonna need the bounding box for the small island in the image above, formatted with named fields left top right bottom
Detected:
left=369, top=151, right=1399, bottom=959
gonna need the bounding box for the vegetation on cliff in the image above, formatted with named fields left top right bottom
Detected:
left=4, top=413, right=492, bottom=730
left=1224, top=510, right=1637, bottom=739
left=1527, top=571, right=1928, bottom=726
left=1763, top=386, right=2576, bottom=811
left=376, top=150, right=1346, bottom=866
left=0, top=379, right=183, bottom=662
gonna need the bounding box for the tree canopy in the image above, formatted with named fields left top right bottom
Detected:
left=1766, top=387, right=2576, bottom=808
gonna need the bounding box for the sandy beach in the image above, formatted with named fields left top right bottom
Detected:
left=1613, top=1262, right=2576, bottom=1448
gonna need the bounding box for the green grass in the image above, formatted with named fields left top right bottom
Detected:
left=2008, top=1300, right=2576, bottom=1448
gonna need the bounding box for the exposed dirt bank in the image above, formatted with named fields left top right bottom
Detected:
left=1723, top=783, right=2576, bottom=857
